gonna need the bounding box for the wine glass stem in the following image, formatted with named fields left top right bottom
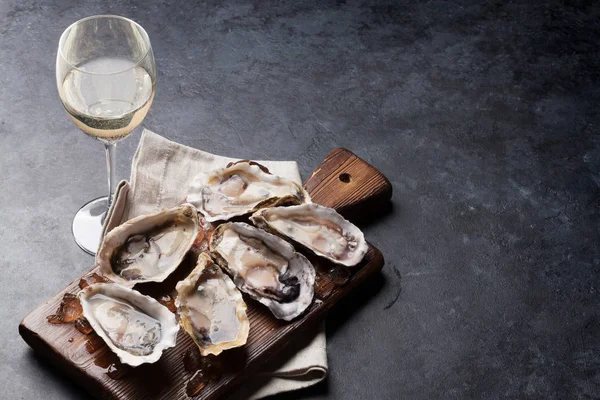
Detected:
left=105, top=142, right=116, bottom=211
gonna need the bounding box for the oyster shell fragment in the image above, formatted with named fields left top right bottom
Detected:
left=187, top=160, right=310, bottom=222
left=210, top=222, right=315, bottom=321
left=176, top=253, right=249, bottom=356
left=78, top=283, right=179, bottom=367
left=251, top=203, right=368, bottom=267
left=97, top=204, right=199, bottom=286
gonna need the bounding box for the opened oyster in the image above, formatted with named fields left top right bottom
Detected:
left=176, top=253, right=249, bottom=356
left=251, top=203, right=368, bottom=267
left=97, top=204, right=199, bottom=286
left=210, top=222, right=315, bottom=321
left=187, top=160, right=310, bottom=222
left=78, top=283, right=179, bottom=367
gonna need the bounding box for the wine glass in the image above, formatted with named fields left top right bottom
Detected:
left=56, top=15, right=156, bottom=255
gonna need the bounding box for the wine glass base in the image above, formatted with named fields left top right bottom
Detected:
left=72, top=196, right=108, bottom=256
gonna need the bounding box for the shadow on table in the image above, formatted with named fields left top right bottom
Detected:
left=260, top=274, right=385, bottom=400
left=25, top=349, right=90, bottom=399
left=326, top=270, right=386, bottom=336
left=351, top=200, right=396, bottom=229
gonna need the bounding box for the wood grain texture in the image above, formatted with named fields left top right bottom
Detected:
left=19, top=148, right=390, bottom=400
left=304, top=148, right=392, bottom=220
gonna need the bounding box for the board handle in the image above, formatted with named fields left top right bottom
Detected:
left=303, top=148, right=392, bottom=220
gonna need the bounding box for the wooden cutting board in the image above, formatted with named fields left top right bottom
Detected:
left=19, top=148, right=392, bottom=400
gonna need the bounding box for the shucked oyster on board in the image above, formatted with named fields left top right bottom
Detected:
left=251, top=203, right=368, bottom=267
left=78, top=283, right=179, bottom=367
left=187, top=160, right=311, bottom=223
left=210, top=222, right=316, bottom=321
left=97, top=204, right=199, bottom=286
left=176, top=253, right=249, bottom=356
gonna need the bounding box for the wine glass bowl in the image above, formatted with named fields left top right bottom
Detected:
left=57, top=15, right=156, bottom=143
left=56, top=15, right=156, bottom=255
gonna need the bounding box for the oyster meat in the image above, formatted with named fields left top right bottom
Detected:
left=187, top=160, right=310, bottom=222
left=210, top=222, right=315, bottom=321
left=251, top=203, right=368, bottom=267
left=78, top=283, right=179, bottom=366
left=176, top=253, right=249, bottom=356
left=97, top=204, right=199, bottom=286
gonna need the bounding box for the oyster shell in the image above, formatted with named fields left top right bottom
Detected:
left=97, top=204, right=199, bottom=286
left=187, top=160, right=310, bottom=222
left=251, top=203, right=367, bottom=267
left=78, top=283, right=179, bottom=367
left=175, top=253, right=249, bottom=356
left=210, top=222, right=315, bottom=321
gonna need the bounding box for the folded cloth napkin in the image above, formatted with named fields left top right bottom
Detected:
left=102, top=129, right=327, bottom=399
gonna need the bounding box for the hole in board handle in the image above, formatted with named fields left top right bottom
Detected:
left=339, top=173, right=351, bottom=183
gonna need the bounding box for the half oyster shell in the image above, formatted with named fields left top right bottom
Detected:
left=97, top=204, right=199, bottom=286
left=251, top=203, right=368, bottom=267
left=78, top=283, right=179, bottom=367
left=187, top=160, right=310, bottom=222
left=210, top=222, right=315, bottom=321
left=175, top=253, right=249, bottom=356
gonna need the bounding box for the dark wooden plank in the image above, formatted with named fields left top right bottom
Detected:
left=304, top=148, right=393, bottom=220
left=19, top=148, right=391, bottom=400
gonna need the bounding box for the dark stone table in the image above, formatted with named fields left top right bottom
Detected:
left=2, top=0, right=599, bottom=399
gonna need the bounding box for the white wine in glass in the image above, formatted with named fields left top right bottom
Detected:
left=56, top=15, right=156, bottom=255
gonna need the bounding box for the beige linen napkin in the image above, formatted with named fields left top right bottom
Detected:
left=102, top=129, right=327, bottom=399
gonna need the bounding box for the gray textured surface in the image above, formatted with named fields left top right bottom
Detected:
left=1, top=0, right=599, bottom=399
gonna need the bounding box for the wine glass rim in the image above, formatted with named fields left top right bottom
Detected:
left=58, top=14, right=152, bottom=76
